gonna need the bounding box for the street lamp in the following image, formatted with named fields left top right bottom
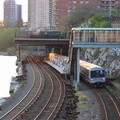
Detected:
left=109, top=0, right=112, bottom=16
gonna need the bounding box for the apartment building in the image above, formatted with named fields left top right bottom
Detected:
left=28, top=0, right=52, bottom=29
left=16, top=5, right=22, bottom=20
left=52, top=0, right=120, bottom=29
left=101, top=0, right=120, bottom=15
left=4, top=0, right=22, bottom=27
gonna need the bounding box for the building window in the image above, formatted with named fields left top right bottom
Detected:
left=68, top=1, right=72, bottom=4
left=68, top=5, right=71, bottom=9
left=80, top=1, right=84, bottom=4
left=97, top=6, right=100, bottom=9
left=98, top=1, right=101, bottom=5
left=73, top=6, right=76, bottom=9
left=115, top=1, right=119, bottom=5
left=85, top=1, right=89, bottom=4
left=68, top=10, right=71, bottom=13
left=73, top=1, right=76, bottom=4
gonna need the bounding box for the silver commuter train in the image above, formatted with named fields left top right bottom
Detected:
left=80, top=60, right=106, bottom=87
left=49, top=53, right=106, bottom=87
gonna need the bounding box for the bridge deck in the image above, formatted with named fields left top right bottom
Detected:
left=72, top=42, right=120, bottom=48
left=14, top=38, right=69, bottom=46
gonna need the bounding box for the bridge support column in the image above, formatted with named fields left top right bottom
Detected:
left=46, top=46, right=52, bottom=56
left=77, top=48, right=80, bottom=83
left=75, top=48, right=80, bottom=91
left=18, top=45, right=21, bottom=61
left=62, top=46, right=68, bottom=56
left=74, top=60, right=77, bottom=81
left=54, top=46, right=61, bottom=54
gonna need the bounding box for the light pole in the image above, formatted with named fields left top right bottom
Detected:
left=109, top=0, right=112, bottom=16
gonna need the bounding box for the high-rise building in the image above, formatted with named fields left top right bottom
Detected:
left=17, top=5, right=22, bottom=20
left=28, top=0, right=51, bottom=29
left=4, top=0, right=22, bottom=27
left=4, top=0, right=16, bottom=27
left=52, top=0, right=120, bottom=29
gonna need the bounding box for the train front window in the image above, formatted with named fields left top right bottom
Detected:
left=91, top=70, right=105, bottom=78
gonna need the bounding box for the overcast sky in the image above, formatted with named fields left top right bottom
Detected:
left=0, top=0, right=28, bottom=22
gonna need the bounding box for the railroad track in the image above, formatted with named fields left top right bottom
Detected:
left=26, top=55, right=66, bottom=120
left=0, top=55, right=66, bottom=120
left=93, top=87, right=120, bottom=120
left=79, top=77, right=120, bottom=120
left=0, top=56, right=45, bottom=120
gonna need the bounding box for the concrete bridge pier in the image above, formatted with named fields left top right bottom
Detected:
left=54, top=46, right=61, bottom=54
left=61, top=46, right=68, bottom=56
left=18, top=45, right=21, bottom=61
left=75, top=48, right=81, bottom=91
left=46, top=46, right=52, bottom=56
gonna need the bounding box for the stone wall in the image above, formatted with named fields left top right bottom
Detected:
left=83, top=48, right=120, bottom=78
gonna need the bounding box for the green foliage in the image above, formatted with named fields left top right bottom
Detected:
left=89, top=13, right=107, bottom=28
left=61, top=3, right=99, bottom=31
left=111, top=9, right=118, bottom=16
left=0, top=27, right=25, bottom=51
left=105, top=48, right=109, bottom=52
left=91, top=48, right=101, bottom=61
left=16, top=19, right=23, bottom=28
left=0, top=28, right=14, bottom=50
left=106, top=74, right=112, bottom=77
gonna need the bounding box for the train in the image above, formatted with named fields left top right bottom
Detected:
left=49, top=53, right=69, bottom=68
left=49, top=53, right=106, bottom=87
left=80, top=60, right=106, bottom=87
left=30, top=29, right=67, bottom=39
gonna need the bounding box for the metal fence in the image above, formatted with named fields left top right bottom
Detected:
left=72, top=28, right=120, bottom=43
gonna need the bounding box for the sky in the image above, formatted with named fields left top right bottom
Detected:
left=0, top=0, right=28, bottom=22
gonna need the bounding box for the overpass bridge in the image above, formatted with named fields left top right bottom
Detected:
left=14, top=38, right=69, bottom=58
left=15, top=38, right=69, bottom=46
left=15, top=28, right=120, bottom=89
left=68, top=28, right=120, bottom=89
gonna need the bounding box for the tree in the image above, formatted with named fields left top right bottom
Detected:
left=60, top=3, right=100, bottom=32
left=0, top=27, right=25, bottom=51
left=88, top=13, right=108, bottom=28
left=111, top=9, right=118, bottom=17
left=16, top=19, right=23, bottom=27
left=0, top=21, right=3, bottom=28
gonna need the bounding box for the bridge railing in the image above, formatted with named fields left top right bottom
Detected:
left=72, top=28, right=120, bottom=43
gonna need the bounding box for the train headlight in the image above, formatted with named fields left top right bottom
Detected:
left=90, top=78, right=94, bottom=80
left=102, top=78, right=106, bottom=80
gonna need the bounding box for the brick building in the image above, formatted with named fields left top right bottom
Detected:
left=52, top=0, right=120, bottom=29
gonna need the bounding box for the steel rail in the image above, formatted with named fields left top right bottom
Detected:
left=93, top=88, right=108, bottom=120
left=93, top=88, right=120, bottom=120
left=30, top=55, right=65, bottom=120
left=0, top=56, right=44, bottom=120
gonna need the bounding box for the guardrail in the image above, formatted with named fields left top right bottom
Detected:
left=71, top=28, right=120, bottom=43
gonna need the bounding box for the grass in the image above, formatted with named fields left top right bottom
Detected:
left=108, top=87, right=120, bottom=98
left=106, top=74, right=112, bottom=77
left=113, top=79, right=120, bottom=83
left=76, top=91, right=89, bottom=109
left=20, top=81, right=26, bottom=88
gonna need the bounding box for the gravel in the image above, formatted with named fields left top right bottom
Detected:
left=0, top=62, right=119, bottom=120
left=76, top=84, right=104, bottom=120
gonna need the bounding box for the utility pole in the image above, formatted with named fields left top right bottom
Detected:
left=109, top=0, right=112, bottom=16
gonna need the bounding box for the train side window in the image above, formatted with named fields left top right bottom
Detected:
left=100, top=70, right=103, bottom=74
